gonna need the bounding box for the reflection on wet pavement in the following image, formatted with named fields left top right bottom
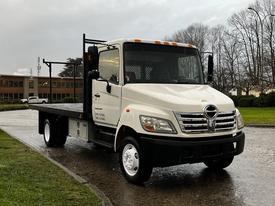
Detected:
left=0, top=110, right=274, bottom=206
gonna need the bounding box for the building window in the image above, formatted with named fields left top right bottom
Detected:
left=4, top=93, right=8, bottom=100
left=14, top=93, right=18, bottom=99
left=39, top=81, right=48, bottom=88
left=19, top=81, right=23, bottom=87
left=8, top=81, right=13, bottom=87
left=29, top=80, right=34, bottom=89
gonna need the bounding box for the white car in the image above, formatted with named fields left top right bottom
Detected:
left=21, top=96, right=48, bottom=104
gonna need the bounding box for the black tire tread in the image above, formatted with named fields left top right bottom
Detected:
left=119, top=136, right=152, bottom=185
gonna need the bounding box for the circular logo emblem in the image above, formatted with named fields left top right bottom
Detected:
left=204, top=105, right=218, bottom=119
left=204, top=105, right=218, bottom=131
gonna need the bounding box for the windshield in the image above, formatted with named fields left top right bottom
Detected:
left=123, top=43, right=204, bottom=84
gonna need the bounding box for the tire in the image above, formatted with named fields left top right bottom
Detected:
left=55, top=123, right=67, bottom=147
left=43, top=119, right=56, bottom=147
left=43, top=119, right=67, bottom=147
left=119, top=136, right=152, bottom=185
left=204, top=156, right=234, bottom=169
left=204, top=143, right=234, bottom=169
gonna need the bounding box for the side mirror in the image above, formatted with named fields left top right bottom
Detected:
left=89, top=70, right=100, bottom=80
left=207, top=55, right=214, bottom=82
left=87, top=46, right=99, bottom=70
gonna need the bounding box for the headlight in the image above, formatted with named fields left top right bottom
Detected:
left=236, top=109, right=244, bottom=129
left=140, top=115, right=177, bottom=134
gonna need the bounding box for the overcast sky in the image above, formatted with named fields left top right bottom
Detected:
left=0, top=0, right=255, bottom=77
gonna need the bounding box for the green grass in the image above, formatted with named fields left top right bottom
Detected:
left=0, top=104, right=29, bottom=112
left=239, top=107, right=275, bottom=125
left=0, top=130, right=101, bottom=206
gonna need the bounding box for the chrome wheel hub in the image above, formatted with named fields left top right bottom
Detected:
left=122, top=144, right=139, bottom=176
left=44, top=122, right=50, bottom=142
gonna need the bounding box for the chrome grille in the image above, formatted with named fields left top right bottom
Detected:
left=175, top=111, right=236, bottom=133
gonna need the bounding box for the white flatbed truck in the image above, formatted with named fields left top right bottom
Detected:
left=30, top=34, right=245, bottom=184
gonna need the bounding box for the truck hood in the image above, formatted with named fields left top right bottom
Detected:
left=123, top=84, right=235, bottom=112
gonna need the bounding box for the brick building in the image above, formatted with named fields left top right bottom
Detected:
left=0, top=74, right=83, bottom=103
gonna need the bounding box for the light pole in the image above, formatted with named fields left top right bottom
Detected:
left=248, top=7, right=275, bottom=91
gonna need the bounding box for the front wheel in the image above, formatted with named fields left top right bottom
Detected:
left=204, top=143, right=235, bottom=169
left=204, top=156, right=234, bottom=169
left=119, top=136, right=152, bottom=185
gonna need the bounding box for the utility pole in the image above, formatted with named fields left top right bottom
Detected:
left=37, top=57, right=41, bottom=77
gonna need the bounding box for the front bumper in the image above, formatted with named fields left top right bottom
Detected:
left=139, top=132, right=245, bottom=167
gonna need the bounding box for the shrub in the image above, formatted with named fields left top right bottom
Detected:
left=62, top=97, right=79, bottom=103
left=265, top=92, right=275, bottom=106
left=238, top=95, right=258, bottom=107
left=229, top=95, right=242, bottom=106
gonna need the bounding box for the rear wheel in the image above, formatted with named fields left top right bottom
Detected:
left=43, top=118, right=67, bottom=147
left=119, top=136, right=152, bottom=185
left=55, top=123, right=67, bottom=147
left=43, top=119, right=55, bottom=147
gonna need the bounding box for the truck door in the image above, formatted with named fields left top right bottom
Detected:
left=92, top=48, right=122, bottom=126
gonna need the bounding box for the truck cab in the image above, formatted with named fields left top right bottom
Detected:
left=32, top=37, right=245, bottom=185
left=90, top=39, right=245, bottom=183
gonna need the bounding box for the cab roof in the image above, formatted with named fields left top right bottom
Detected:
left=105, top=38, right=197, bottom=49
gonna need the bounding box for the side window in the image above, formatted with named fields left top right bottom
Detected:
left=98, top=49, right=120, bottom=84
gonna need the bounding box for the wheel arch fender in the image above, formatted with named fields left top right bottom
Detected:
left=114, top=104, right=168, bottom=152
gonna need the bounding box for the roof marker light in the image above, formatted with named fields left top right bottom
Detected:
left=134, top=39, right=142, bottom=43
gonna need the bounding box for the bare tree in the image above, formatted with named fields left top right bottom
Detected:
left=164, top=0, right=275, bottom=95
left=170, top=23, right=209, bottom=52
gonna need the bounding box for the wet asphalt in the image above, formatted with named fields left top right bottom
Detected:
left=0, top=109, right=274, bottom=206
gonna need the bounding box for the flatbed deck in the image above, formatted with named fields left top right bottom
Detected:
left=29, top=103, right=85, bottom=119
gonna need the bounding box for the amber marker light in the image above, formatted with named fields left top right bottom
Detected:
left=143, top=123, right=156, bottom=132
left=134, top=39, right=142, bottom=43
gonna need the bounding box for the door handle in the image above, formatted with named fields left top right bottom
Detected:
left=94, top=94, right=100, bottom=98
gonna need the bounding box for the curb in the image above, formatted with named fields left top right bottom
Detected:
left=2, top=130, right=113, bottom=206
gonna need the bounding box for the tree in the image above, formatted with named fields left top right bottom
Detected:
left=164, top=0, right=275, bottom=95
left=58, top=58, right=83, bottom=77
left=167, top=23, right=209, bottom=52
